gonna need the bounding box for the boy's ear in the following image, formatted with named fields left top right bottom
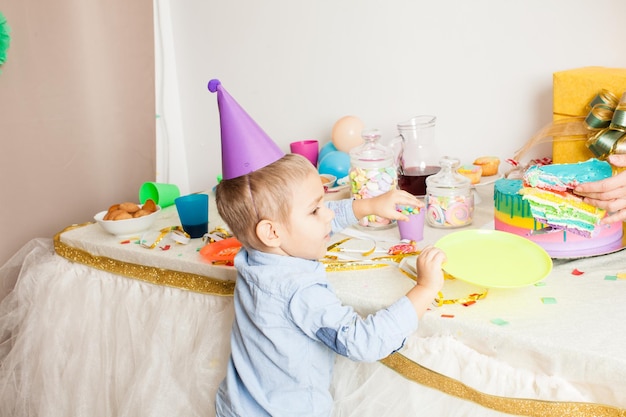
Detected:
left=256, top=219, right=282, bottom=248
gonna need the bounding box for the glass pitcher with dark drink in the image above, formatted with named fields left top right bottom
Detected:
left=394, top=115, right=441, bottom=197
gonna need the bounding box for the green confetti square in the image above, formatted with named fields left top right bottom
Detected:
left=605, top=275, right=618, bottom=281
left=490, top=318, right=509, bottom=326
left=541, top=297, right=557, bottom=304
left=534, top=281, right=547, bottom=287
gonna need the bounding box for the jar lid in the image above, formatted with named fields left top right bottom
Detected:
left=349, top=129, right=392, bottom=161
left=426, top=157, right=470, bottom=188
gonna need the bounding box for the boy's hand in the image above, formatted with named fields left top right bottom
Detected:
left=406, top=245, right=446, bottom=318
left=415, top=246, right=446, bottom=293
left=352, top=189, right=423, bottom=222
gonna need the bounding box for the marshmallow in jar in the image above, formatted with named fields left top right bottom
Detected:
left=349, top=129, right=397, bottom=228
left=425, top=157, right=474, bottom=228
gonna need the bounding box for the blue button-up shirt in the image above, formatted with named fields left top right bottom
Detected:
left=215, top=200, right=418, bottom=417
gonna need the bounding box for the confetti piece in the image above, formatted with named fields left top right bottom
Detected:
left=490, top=318, right=509, bottom=326
left=119, top=239, right=131, bottom=244
left=541, top=297, right=557, bottom=304
left=441, top=314, right=455, bottom=318
left=571, top=269, right=584, bottom=276
left=462, top=301, right=476, bottom=307
left=160, top=245, right=171, bottom=251
left=387, top=243, right=418, bottom=255
left=534, top=281, right=546, bottom=287
left=604, top=275, right=618, bottom=281
left=617, top=273, right=626, bottom=279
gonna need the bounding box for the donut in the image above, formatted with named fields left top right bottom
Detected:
left=457, top=164, right=482, bottom=184
left=473, top=156, right=500, bottom=176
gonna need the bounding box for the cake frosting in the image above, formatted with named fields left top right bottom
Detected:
left=494, top=178, right=623, bottom=258
left=522, top=158, right=613, bottom=192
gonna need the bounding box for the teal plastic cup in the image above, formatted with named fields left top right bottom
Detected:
left=139, top=182, right=181, bottom=208
left=175, top=194, right=209, bottom=238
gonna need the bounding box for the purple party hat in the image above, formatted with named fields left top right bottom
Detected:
left=208, top=79, right=285, bottom=180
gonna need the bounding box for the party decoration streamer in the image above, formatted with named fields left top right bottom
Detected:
left=0, top=12, right=10, bottom=71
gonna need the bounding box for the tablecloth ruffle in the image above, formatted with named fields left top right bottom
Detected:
left=0, top=239, right=233, bottom=417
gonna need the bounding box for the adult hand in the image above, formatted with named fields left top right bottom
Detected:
left=574, top=154, right=626, bottom=223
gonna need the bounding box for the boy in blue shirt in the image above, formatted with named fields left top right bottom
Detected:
left=214, top=153, right=446, bottom=416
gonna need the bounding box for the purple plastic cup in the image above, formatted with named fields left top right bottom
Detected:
left=397, top=208, right=426, bottom=242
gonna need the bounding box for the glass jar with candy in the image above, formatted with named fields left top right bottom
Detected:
left=349, top=129, right=398, bottom=228
left=425, top=157, right=474, bottom=228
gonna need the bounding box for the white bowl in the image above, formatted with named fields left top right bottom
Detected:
left=320, top=174, right=337, bottom=191
left=94, top=205, right=161, bottom=236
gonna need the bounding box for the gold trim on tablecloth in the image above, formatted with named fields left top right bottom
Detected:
left=54, top=223, right=626, bottom=416
left=381, top=353, right=626, bottom=417
left=53, top=224, right=235, bottom=296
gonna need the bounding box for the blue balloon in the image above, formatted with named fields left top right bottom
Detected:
left=318, top=141, right=338, bottom=165
left=318, top=150, right=350, bottom=179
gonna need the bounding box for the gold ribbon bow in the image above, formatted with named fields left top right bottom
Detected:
left=513, top=89, right=626, bottom=162
left=585, top=90, right=626, bottom=158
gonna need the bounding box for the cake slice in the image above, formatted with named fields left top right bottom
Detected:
left=522, top=158, right=612, bottom=191
left=519, top=159, right=612, bottom=238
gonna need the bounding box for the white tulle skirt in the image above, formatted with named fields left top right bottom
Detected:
left=1, top=239, right=601, bottom=417
left=0, top=239, right=521, bottom=417
left=0, top=239, right=233, bottom=417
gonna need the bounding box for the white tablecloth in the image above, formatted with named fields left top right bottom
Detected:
left=1, top=185, right=625, bottom=417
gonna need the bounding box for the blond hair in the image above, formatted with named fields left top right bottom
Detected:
left=215, top=153, right=317, bottom=250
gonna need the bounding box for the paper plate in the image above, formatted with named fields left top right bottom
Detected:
left=199, top=237, right=242, bottom=263
left=434, top=229, right=553, bottom=288
left=472, top=172, right=504, bottom=187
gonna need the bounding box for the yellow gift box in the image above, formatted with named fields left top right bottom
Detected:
left=552, top=66, right=626, bottom=163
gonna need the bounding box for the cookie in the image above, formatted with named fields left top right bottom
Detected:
left=142, top=199, right=157, bottom=213
left=119, top=202, right=141, bottom=213
left=133, top=209, right=152, bottom=218
left=112, top=211, right=133, bottom=221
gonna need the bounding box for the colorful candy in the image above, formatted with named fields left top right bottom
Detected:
left=426, top=194, right=473, bottom=228
left=396, top=205, right=421, bottom=216
left=350, top=166, right=398, bottom=227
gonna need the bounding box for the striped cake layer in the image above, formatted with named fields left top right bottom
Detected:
left=518, top=187, right=606, bottom=238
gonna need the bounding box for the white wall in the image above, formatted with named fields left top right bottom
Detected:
left=160, top=0, right=626, bottom=193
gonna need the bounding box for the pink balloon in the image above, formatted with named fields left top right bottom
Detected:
left=331, top=115, right=365, bottom=153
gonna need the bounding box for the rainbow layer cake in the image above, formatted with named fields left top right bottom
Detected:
left=521, top=159, right=612, bottom=237
left=494, top=172, right=623, bottom=258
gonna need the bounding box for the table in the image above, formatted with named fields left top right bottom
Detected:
left=1, top=184, right=625, bottom=417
